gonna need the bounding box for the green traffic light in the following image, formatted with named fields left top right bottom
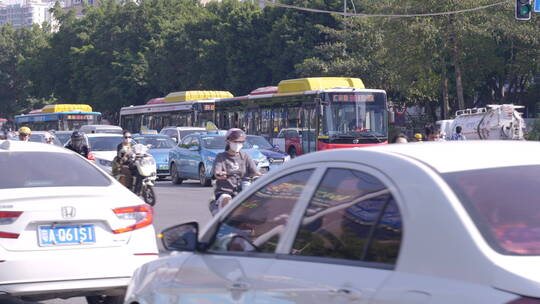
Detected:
left=520, top=4, right=531, bottom=15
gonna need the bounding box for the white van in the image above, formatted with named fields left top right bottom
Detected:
left=78, top=124, right=123, bottom=134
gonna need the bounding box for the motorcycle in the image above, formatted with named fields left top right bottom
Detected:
left=115, top=144, right=157, bottom=206
left=209, top=174, right=259, bottom=216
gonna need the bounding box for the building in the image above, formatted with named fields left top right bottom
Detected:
left=62, top=0, right=95, bottom=18
left=0, top=0, right=57, bottom=29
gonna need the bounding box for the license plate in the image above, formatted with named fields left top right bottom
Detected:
left=159, top=164, right=169, bottom=170
left=38, top=224, right=96, bottom=246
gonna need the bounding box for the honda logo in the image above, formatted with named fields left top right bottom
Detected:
left=353, top=139, right=360, bottom=144
left=61, top=206, right=76, bottom=219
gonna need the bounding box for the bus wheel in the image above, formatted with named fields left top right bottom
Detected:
left=171, top=163, right=183, bottom=185
left=288, top=147, right=297, bottom=158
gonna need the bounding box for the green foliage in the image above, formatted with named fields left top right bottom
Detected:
left=0, top=0, right=539, bottom=121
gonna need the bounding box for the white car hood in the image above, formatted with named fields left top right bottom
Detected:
left=492, top=256, right=540, bottom=298
left=92, top=151, right=117, bottom=161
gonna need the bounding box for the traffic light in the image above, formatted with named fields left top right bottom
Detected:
left=515, top=0, right=532, bottom=20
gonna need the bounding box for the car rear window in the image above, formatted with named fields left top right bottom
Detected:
left=442, top=165, right=540, bottom=255
left=88, top=136, right=122, bottom=151
left=180, top=130, right=203, bottom=139
left=0, top=152, right=111, bottom=189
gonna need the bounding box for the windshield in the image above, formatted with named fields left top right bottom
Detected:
left=443, top=165, right=540, bottom=255
left=133, top=136, right=175, bottom=149
left=0, top=152, right=111, bottom=188
left=322, top=92, right=387, bottom=140
left=29, top=134, right=62, bottom=146
left=180, top=129, right=203, bottom=139
left=66, top=117, right=100, bottom=130
left=247, top=135, right=273, bottom=150
left=201, top=136, right=253, bottom=150
left=55, top=133, right=71, bottom=144
left=88, top=136, right=123, bottom=151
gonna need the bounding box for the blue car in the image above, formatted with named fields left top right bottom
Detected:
left=169, top=131, right=270, bottom=186
left=133, top=134, right=176, bottom=179
left=246, top=135, right=290, bottom=170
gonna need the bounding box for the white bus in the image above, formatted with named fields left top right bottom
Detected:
left=119, top=91, right=232, bottom=133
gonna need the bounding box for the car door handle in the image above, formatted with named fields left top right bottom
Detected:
left=228, top=281, right=250, bottom=291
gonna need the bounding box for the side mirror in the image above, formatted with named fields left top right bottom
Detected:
left=189, top=145, right=200, bottom=151
left=160, top=222, right=199, bottom=251
left=172, top=137, right=178, bottom=143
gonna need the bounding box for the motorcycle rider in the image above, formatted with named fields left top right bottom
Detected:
left=18, top=126, right=31, bottom=141
left=65, top=131, right=90, bottom=158
left=114, top=131, right=142, bottom=193
left=213, top=128, right=260, bottom=211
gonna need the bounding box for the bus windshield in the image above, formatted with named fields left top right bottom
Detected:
left=322, top=92, right=387, bottom=141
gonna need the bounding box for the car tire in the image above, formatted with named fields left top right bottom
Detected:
left=199, top=164, right=212, bottom=187
left=288, top=146, right=297, bottom=158
left=86, top=295, right=123, bottom=304
left=170, top=163, right=183, bottom=185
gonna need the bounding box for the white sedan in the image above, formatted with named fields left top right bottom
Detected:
left=0, top=140, right=158, bottom=303
left=126, top=141, right=540, bottom=304
left=65, top=133, right=124, bottom=174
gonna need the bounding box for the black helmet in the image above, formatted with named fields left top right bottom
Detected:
left=71, top=131, right=84, bottom=139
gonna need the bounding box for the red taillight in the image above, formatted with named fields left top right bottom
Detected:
left=506, top=297, right=540, bottom=304
left=0, top=231, right=19, bottom=239
left=0, top=211, right=22, bottom=225
left=87, top=152, right=96, bottom=161
left=112, top=205, right=153, bottom=234
left=0, top=211, right=22, bottom=238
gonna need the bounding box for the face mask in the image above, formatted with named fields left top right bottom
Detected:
left=230, top=142, right=243, bottom=152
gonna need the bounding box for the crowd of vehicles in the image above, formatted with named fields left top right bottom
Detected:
left=3, top=76, right=539, bottom=304
left=120, top=77, right=390, bottom=157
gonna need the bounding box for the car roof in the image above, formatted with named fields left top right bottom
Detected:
left=85, top=133, right=123, bottom=138
left=133, top=134, right=169, bottom=138
left=80, top=124, right=121, bottom=129
left=340, top=141, right=540, bottom=173
left=31, top=131, right=54, bottom=135
left=0, top=140, right=70, bottom=153
left=161, top=127, right=205, bottom=130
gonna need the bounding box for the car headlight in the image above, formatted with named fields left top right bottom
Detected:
left=207, top=156, right=215, bottom=162
left=99, top=159, right=113, bottom=167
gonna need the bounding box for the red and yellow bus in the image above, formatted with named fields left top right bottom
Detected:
left=215, top=77, right=388, bottom=157
left=119, top=91, right=232, bottom=133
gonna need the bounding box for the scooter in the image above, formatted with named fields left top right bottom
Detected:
left=209, top=174, right=259, bottom=216
left=116, top=144, right=158, bottom=206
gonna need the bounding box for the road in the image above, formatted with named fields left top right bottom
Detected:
left=44, top=179, right=213, bottom=304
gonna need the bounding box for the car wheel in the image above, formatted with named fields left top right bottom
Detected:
left=86, top=295, right=123, bottom=304
left=199, top=164, right=212, bottom=187
left=170, top=163, right=183, bottom=185
left=288, top=147, right=297, bottom=158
